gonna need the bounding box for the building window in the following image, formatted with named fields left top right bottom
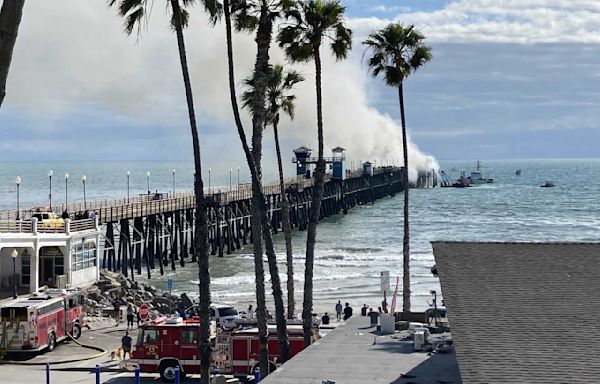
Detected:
left=71, top=241, right=97, bottom=271
left=21, top=252, right=30, bottom=285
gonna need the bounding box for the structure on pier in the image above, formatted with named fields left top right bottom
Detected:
left=0, top=218, right=100, bottom=299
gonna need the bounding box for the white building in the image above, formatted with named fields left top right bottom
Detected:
left=0, top=218, right=100, bottom=299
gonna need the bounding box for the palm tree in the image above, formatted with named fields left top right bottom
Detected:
left=363, top=23, right=431, bottom=313
left=108, top=1, right=211, bottom=382
left=278, top=0, right=352, bottom=346
left=202, top=0, right=291, bottom=371
left=0, top=0, right=25, bottom=110
left=242, top=64, right=304, bottom=320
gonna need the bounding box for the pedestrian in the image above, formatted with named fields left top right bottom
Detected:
left=179, top=306, right=186, bottom=319
left=126, top=303, right=134, bottom=329
left=247, top=304, right=254, bottom=320
left=321, top=312, right=330, bottom=325
left=113, top=299, right=121, bottom=326
left=343, top=302, right=353, bottom=321
left=382, top=297, right=388, bottom=314
left=89, top=210, right=97, bottom=221
left=335, top=300, right=343, bottom=321
left=361, top=304, right=368, bottom=316
left=378, top=306, right=383, bottom=314
left=368, top=308, right=379, bottom=325
left=61, top=210, right=69, bottom=219
left=121, top=331, right=132, bottom=360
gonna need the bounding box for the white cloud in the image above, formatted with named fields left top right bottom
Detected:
left=368, top=5, right=411, bottom=13
left=349, top=0, right=600, bottom=43
left=5, top=0, right=437, bottom=179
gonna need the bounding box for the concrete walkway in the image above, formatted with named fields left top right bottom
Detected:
left=262, top=316, right=462, bottom=384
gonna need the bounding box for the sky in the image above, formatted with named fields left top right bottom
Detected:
left=1, top=0, right=600, bottom=178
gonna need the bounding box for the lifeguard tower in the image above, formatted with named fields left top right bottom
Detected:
left=331, top=147, right=346, bottom=180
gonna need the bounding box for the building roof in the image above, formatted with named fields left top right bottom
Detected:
left=432, top=242, right=600, bottom=384
left=332, top=146, right=346, bottom=152
left=293, top=146, right=312, bottom=154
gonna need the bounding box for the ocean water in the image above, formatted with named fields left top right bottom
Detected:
left=1, top=159, right=599, bottom=315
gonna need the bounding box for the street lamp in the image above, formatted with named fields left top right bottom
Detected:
left=81, top=175, right=87, bottom=209
left=126, top=170, right=131, bottom=202
left=229, top=168, right=232, bottom=191
left=146, top=171, right=151, bottom=195
left=65, top=172, right=70, bottom=208
left=48, top=170, right=53, bottom=210
left=15, top=176, right=21, bottom=220
left=208, top=168, right=211, bottom=193
left=172, top=169, right=176, bottom=195
left=11, top=248, right=18, bottom=299
left=237, top=167, right=240, bottom=186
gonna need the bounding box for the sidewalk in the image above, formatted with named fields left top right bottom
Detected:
left=261, top=316, right=462, bottom=384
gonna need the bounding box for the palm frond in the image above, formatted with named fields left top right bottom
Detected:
left=200, top=0, right=223, bottom=24
left=171, top=6, right=190, bottom=30
left=362, top=22, right=432, bottom=87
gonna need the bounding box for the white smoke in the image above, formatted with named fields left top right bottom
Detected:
left=6, top=1, right=438, bottom=181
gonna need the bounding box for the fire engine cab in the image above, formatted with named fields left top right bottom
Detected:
left=130, top=317, right=311, bottom=382
left=131, top=316, right=217, bottom=382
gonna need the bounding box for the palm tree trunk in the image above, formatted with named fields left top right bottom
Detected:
left=274, top=117, right=295, bottom=319
left=170, top=1, right=210, bottom=383
left=223, top=1, right=268, bottom=375
left=398, top=81, right=411, bottom=313
left=302, top=46, right=326, bottom=347
left=251, top=5, right=289, bottom=366
left=223, top=0, right=289, bottom=371
left=0, top=0, right=25, bottom=109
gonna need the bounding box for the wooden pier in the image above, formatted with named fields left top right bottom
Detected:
left=0, top=167, right=436, bottom=280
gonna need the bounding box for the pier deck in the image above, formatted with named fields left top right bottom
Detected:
left=262, top=316, right=461, bottom=384
left=0, top=167, right=437, bottom=285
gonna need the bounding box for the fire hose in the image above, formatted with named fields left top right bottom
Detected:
left=0, top=332, right=106, bottom=365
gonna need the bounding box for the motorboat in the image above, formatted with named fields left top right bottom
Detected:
left=466, top=161, right=494, bottom=184
left=541, top=181, right=555, bottom=188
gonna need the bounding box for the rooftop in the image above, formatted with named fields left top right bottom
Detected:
left=432, top=241, right=600, bottom=384
left=261, top=316, right=461, bottom=384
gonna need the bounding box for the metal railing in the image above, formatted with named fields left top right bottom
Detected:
left=0, top=219, right=96, bottom=235
left=0, top=168, right=399, bottom=227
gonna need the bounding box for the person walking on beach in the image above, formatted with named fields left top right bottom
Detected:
left=361, top=304, right=368, bottom=316
left=343, top=303, right=353, bottom=321
left=121, top=331, right=132, bottom=360
left=335, top=300, right=343, bottom=321
left=113, top=299, right=121, bottom=325
left=126, top=304, right=135, bottom=330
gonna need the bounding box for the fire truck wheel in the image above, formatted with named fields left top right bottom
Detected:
left=47, top=333, right=56, bottom=352
left=71, top=324, right=82, bottom=339
left=159, top=361, right=184, bottom=382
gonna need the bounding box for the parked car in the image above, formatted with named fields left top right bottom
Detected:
left=30, top=208, right=64, bottom=229
left=185, top=303, right=240, bottom=330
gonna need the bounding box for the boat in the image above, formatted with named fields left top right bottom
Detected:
left=466, top=161, right=494, bottom=184
left=516, top=169, right=522, bottom=176
left=541, top=181, right=555, bottom=188
left=440, top=171, right=476, bottom=188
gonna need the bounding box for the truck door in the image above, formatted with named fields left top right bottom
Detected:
left=180, top=327, right=199, bottom=360
left=137, top=327, right=160, bottom=359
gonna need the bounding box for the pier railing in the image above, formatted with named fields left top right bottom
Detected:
left=0, top=218, right=96, bottom=235
left=0, top=173, right=336, bottom=224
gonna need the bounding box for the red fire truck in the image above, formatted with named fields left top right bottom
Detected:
left=0, top=289, right=84, bottom=353
left=130, top=317, right=309, bottom=382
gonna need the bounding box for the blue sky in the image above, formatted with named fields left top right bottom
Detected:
left=1, top=0, right=600, bottom=170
